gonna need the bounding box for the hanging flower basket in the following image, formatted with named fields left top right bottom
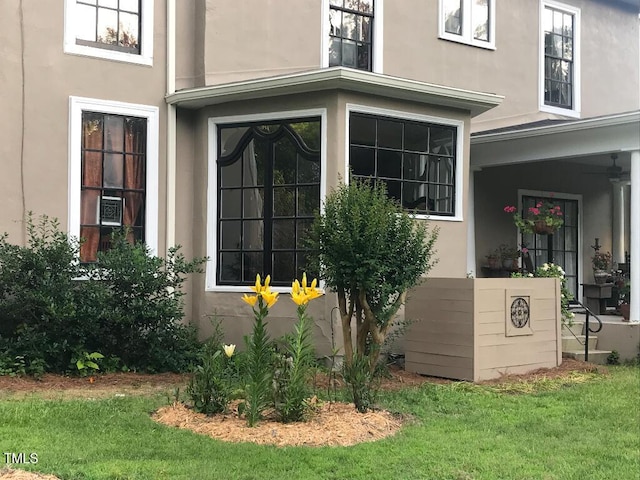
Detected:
left=503, top=200, right=564, bottom=235
left=533, top=220, right=556, bottom=235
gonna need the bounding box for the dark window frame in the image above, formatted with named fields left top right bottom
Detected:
left=75, top=0, right=142, bottom=54
left=543, top=5, right=574, bottom=109
left=216, top=118, right=322, bottom=287
left=349, top=112, right=457, bottom=216
left=329, top=0, right=374, bottom=71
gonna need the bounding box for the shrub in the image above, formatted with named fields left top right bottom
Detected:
left=0, top=215, right=205, bottom=375
left=308, top=179, right=439, bottom=379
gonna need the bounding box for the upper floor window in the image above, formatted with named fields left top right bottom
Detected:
left=329, top=0, right=374, bottom=71
left=540, top=1, right=580, bottom=116
left=64, top=0, right=154, bottom=65
left=349, top=112, right=458, bottom=217
left=439, top=0, right=495, bottom=49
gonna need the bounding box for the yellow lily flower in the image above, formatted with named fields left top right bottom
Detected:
left=261, top=290, right=279, bottom=308
left=241, top=293, right=258, bottom=307
left=301, top=272, right=308, bottom=290
left=251, top=274, right=262, bottom=294
left=291, top=279, right=301, bottom=295
left=291, top=290, right=308, bottom=306
left=223, top=344, right=236, bottom=358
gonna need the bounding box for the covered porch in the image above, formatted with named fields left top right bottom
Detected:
left=468, top=111, right=640, bottom=323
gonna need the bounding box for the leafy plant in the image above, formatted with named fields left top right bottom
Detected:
left=592, top=251, right=612, bottom=271
left=187, top=347, right=232, bottom=415
left=308, top=179, right=439, bottom=376
left=73, top=351, right=104, bottom=375
left=342, top=352, right=381, bottom=413
left=606, top=350, right=620, bottom=365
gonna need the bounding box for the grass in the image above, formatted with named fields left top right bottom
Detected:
left=1, top=366, right=638, bottom=480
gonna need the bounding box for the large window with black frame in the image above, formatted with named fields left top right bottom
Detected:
left=75, top=0, right=141, bottom=54
left=80, top=111, right=147, bottom=262
left=216, top=119, right=321, bottom=286
left=349, top=112, right=457, bottom=216
left=329, top=0, right=374, bottom=71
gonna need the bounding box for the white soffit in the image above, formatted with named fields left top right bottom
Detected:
left=470, top=111, right=640, bottom=168
left=166, top=67, right=503, bottom=117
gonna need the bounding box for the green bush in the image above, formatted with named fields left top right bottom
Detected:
left=0, top=215, right=205, bottom=375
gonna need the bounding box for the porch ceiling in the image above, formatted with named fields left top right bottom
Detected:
left=470, top=111, right=640, bottom=169
left=166, top=67, right=504, bottom=117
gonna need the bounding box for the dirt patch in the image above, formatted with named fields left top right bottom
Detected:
left=0, top=468, right=60, bottom=480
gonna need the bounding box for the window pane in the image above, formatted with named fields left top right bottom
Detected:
left=83, top=114, right=103, bottom=149
left=272, top=252, right=295, bottom=283
left=273, top=220, right=296, bottom=249
left=104, top=115, right=124, bottom=151
left=220, top=126, right=249, bottom=156
left=404, top=123, right=428, bottom=152
left=119, top=12, right=139, bottom=48
left=76, top=4, right=97, bottom=41
left=378, top=149, right=402, bottom=179
left=402, top=181, right=428, bottom=210
left=83, top=152, right=102, bottom=187
left=274, top=187, right=296, bottom=217
left=359, top=15, right=371, bottom=42
left=220, top=252, right=241, bottom=282
left=274, top=138, right=297, bottom=185
left=243, top=141, right=265, bottom=187
left=296, top=220, right=313, bottom=248
left=473, top=0, right=489, bottom=41
left=444, top=0, right=462, bottom=35
left=81, top=190, right=100, bottom=224
left=123, top=191, right=144, bottom=227
left=98, top=0, right=118, bottom=7
left=297, top=185, right=320, bottom=216
left=430, top=127, right=454, bottom=155
left=220, top=160, right=242, bottom=187
left=297, top=157, right=320, bottom=183
left=243, top=253, right=263, bottom=282
left=350, top=115, right=376, bottom=146
left=124, top=154, right=144, bottom=189
left=97, top=8, right=118, bottom=44
left=80, top=226, right=100, bottom=262
left=350, top=146, right=375, bottom=176
left=403, top=153, right=427, bottom=181
left=124, top=118, right=145, bottom=153
left=243, top=188, right=264, bottom=219
left=219, top=220, right=241, bottom=249
left=377, top=119, right=403, bottom=149
left=341, top=40, right=357, bottom=67
left=220, top=189, right=242, bottom=218
left=103, top=153, right=123, bottom=188
left=343, top=12, right=357, bottom=40
left=329, top=38, right=342, bottom=66
left=120, top=0, right=139, bottom=13
left=243, top=220, right=264, bottom=249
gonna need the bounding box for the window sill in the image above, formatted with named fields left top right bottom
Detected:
left=414, top=213, right=463, bottom=222
left=204, top=285, right=326, bottom=294
left=539, top=104, right=581, bottom=119
left=64, top=43, right=153, bottom=66
left=438, top=34, right=495, bottom=51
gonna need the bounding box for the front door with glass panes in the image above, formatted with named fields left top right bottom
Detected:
left=521, top=195, right=579, bottom=299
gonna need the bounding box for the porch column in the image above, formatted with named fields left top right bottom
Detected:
left=612, top=181, right=626, bottom=265
left=630, top=149, right=640, bottom=322
left=467, top=167, right=479, bottom=277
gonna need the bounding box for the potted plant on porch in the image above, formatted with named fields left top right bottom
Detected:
left=591, top=251, right=612, bottom=285
left=618, top=281, right=630, bottom=321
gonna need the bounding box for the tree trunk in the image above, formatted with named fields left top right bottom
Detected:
left=337, top=287, right=354, bottom=367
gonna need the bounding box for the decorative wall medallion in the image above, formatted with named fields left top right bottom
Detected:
left=505, top=290, right=533, bottom=337
left=510, top=297, right=530, bottom=328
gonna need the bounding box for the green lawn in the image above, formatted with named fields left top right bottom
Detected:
left=1, top=366, right=638, bottom=480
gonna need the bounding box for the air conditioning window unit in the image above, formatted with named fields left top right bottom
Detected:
left=99, top=196, right=125, bottom=226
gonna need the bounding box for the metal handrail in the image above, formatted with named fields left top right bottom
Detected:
left=568, top=300, right=603, bottom=362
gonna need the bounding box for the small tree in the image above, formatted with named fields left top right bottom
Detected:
left=309, top=179, right=439, bottom=372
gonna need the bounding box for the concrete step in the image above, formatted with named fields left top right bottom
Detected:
left=562, top=335, right=598, bottom=352
left=563, top=350, right=613, bottom=365
left=562, top=321, right=584, bottom=337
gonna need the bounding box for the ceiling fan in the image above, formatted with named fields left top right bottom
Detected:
left=587, top=154, right=630, bottom=182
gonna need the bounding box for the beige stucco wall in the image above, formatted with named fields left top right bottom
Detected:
left=175, top=91, right=473, bottom=354
left=0, top=0, right=168, bottom=252
left=405, top=277, right=562, bottom=381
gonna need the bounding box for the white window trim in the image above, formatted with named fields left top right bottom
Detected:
left=68, top=96, right=159, bottom=257
left=539, top=0, right=581, bottom=118
left=63, top=0, right=154, bottom=66
left=517, top=189, right=583, bottom=301
left=438, top=0, right=496, bottom=50
left=345, top=103, right=465, bottom=222
left=321, top=0, right=383, bottom=73
left=206, top=109, right=328, bottom=292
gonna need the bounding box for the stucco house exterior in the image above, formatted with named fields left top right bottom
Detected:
left=1, top=0, right=638, bottom=356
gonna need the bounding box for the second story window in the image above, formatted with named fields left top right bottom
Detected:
left=543, top=4, right=574, bottom=109
left=64, top=0, right=154, bottom=65
left=439, top=0, right=495, bottom=49
left=75, top=0, right=141, bottom=54
left=329, top=0, right=374, bottom=71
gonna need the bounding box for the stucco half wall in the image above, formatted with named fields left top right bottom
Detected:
left=405, top=277, right=562, bottom=381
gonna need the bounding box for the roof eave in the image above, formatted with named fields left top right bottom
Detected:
left=166, top=67, right=503, bottom=117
